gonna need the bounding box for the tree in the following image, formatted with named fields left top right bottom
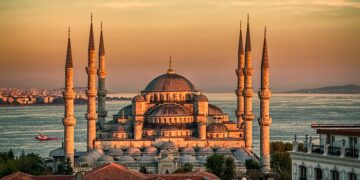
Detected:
left=64, top=157, right=73, bottom=175
left=270, top=141, right=292, bottom=180
left=139, top=165, right=148, bottom=174
left=7, top=150, right=14, bottom=160
left=173, top=163, right=194, bottom=173
left=205, top=154, right=224, bottom=178
left=222, top=156, right=236, bottom=180
left=245, top=159, right=259, bottom=170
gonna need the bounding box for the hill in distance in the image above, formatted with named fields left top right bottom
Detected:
left=287, top=84, right=360, bottom=94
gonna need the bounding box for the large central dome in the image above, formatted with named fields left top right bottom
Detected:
left=144, top=73, right=196, bottom=92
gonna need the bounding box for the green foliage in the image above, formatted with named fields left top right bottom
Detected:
left=205, top=154, right=236, bottom=180
left=222, top=156, right=236, bottom=180
left=0, top=150, right=46, bottom=178
left=139, top=165, right=148, bottom=174
left=57, top=157, right=73, bottom=175
left=245, top=159, right=259, bottom=170
left=270, top=141, right=292, bottom=180
left=174, top=163, right=194, bottom=173
left=205, top=154, right=224, bottom=178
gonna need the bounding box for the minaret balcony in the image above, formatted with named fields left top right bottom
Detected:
left=243, top=113, right=254, bottom=121
left=258, top=90, right=271, bottom=99
left=63, top=91, right=75, bottom=99
left=243, top=89, right=253, bottom=97
left=85, top=112, right=97, bottom=120
left=97, top=111, right=108, bottom=117
left=97, top=70, right=107, bottom=78
left=97, top=89, right=107, bottom=96
left=258, top=117, right=272, bottom=126
left=62, top=117, right=76, bottom=126
left=243, top=68, right=253, bottom=76
left=86, top=89, right=97, bottom=97
left=86, top=67, right=97, bottom=74
left=235, top=69, right=244, bottom=76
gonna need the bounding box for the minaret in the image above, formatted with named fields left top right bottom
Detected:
left=97, top=22, right=107, bottom=129
left=243, top=15, right=255, bottom=151
left=63, top=27, right=76, bottom=165
left=258, top=27, right=272, bottom=173
left=86, top=13, right=97, bottom=150
left=235, top=21, right=245, bottom=129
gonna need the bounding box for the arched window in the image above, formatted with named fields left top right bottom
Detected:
left=348, top=172, right=356, bottom=180
left=314, top=168, right=322, bottom=180
left=331, top=170, right=339, bottom=180
left=299, top=166, right=306, bottom=180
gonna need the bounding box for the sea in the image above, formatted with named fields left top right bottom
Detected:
left=0, top=93, right=359, bottom=157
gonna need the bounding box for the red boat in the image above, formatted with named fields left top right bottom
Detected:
left=35, top=133, right=59, bottom=141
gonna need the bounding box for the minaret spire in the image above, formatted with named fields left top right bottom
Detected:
left=97, top=21, right=108, bottom=129
left=86, top=13, right=97, bottom=151
left=167, top=56, right=175, bottom=74
left=258, top=26, right=272, bottom=173
left=243, top=14, right=255, bottom=152
left=63, top=27, right=76, bottom=166
left=235, top=20, right=245, bottom=129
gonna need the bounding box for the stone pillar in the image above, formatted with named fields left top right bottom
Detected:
left=293, top=135, right=298, bottom=152
left=307, top=136, right=312, bottom=153
left=134, top=121, right=143, bottom=140
left=198, top=122, right=206, bottom=140
left=86, top=14, right=97, bottom=151
left=63, top=28, right=76, bottom=165
left=243, top=15, right=254, bottom=152
left=235, top=22, right=245, bottom=129
left=97, top=22, right=107, bottom=129
left=340, top=139, right=346, bottom=157
left=258, top=27, right=271, bottom=174
left=324, top=144, right=329, bottom=156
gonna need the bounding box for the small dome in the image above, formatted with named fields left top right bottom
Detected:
left=144, top=73, right=196, bottom=92
left=215, top=147, right=231, bottom=155
left=143, top=146, right=158, bottom=155
left=181, top=146, right=195, bottom=155
left=208, top=104, right=224, bottom=115
left=161, top=141, right=176, bottom=150
left=132, top=95, right=146, bottom=102
left=207, top=123, right=228, bottom=132
left=96, top=155, right=114, bottom=164
left=179, top=155, right=196, bottom=163
left=117, top=155, right=136, bottom=163
left=126, top=147, right=141, bottom=156
left=197, top=156, right=208, bottom=162
left=194, top=94, right=208, bottom=102
left=107, top=148, right=124, bottom=156
left=112, top=125, right=125, bottom=132
left=149, top=104, right=190, bottom=117
left=77, top=149, right=104, bottom=165
left=139, top=155, right=156, bottom=162
left=49, top=147, right=64, bottom=157
left=198, top=147, right=214, bottom=155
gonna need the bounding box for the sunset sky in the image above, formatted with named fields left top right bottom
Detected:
left=0, top=0, right=359, bottom=92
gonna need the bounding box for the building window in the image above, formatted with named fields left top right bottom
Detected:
left=314, top=168, right=322, bottom=180
left=331, top=170, right=339, bottom=180
left=348, top=173, right=356, bottom=180
left=299, top=166, right=306, bottom=180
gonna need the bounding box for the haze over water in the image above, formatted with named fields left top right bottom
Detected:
left=0, top=93, right=359, bottom=157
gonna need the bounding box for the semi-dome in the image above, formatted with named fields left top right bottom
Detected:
left=207, top=123, right=228, bottom=132
left=161, top=141, right=176, bottom=150
left=150, top=104, right=191, bottom=117
left=208, top=104, right=224, bottom=115
left=132, top=95, right=146, bottom=102
left=198, top=147, right=214, bottom=155
left=181, top=146, right=195, bottom=155
left=126, top=147, right=141, bottom=156
left=194, top=94, right=208, bottom=102
left=179, top=155, right=196, bottom=163
left=215, top=147, right=231, bottom=155
left=107, top=148, right=124, bottom=156
left=143, top=146, right=158, bottom=155
left=49, top=147, right=64, bottom=157
left=139, top=155, right=156, bottom=163
left=144, top=73, right=196, bottom=92
left=117, top=155, right=136, bottom=163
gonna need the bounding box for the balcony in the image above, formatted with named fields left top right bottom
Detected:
left=345, top=148, right=359, bottom=158
left=311, top=145, right=324, bottom=154
left=328, top=146, right=341, bottom=156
